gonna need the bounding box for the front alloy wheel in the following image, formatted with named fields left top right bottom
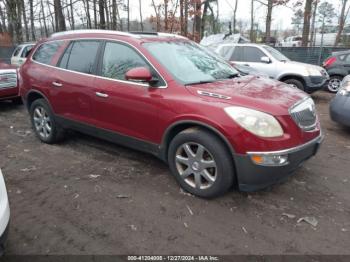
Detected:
left=175, top=143, right=217, bottom=190
left=168, top=128, right=235, bottom=198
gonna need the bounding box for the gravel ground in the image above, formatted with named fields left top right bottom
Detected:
left=0, top=91, right=349, bottom=255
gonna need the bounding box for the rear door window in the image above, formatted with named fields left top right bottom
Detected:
left=230, top=46, right=244, bottom=61
left=33, top=41, right=64, bottom=65
left=242, top=47, right=266, bottom=63
left=59, top=40, right=100, bottom=74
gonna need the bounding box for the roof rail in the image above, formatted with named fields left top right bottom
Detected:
left=51, top=29, right=139, bottom=39
left=129, top=31, right=158, bottom=35
left=157, top=32, right=188, bottom=39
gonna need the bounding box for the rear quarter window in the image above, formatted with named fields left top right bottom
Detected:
left=32, top=41, right=64, bottom=65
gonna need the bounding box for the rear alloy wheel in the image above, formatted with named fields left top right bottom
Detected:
left=30, top=99, right=65, bottom=144
left=168, top=128, right=235, bottom=198
left=327, top=76, right=342, bottom=93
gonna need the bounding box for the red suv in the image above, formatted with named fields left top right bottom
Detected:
left=19, top=30, right=323, bottom=198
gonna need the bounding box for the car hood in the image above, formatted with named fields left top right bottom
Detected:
left=185, top=75, right=308, bottom=115
left=283, top=60, right=324, bottom=71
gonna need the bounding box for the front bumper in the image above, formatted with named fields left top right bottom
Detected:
left=303, top=75, right=329, bottom=93
left=330, top=95, right=350, bottom=127
left=234, top=134, right=324, bottom=191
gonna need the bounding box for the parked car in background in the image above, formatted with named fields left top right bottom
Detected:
left=330, top=75, right=350, bottom=126
left=20, top=30, right=322, bottom=198
left=323, top=50, right=350, bottom=93
left=278, top=36, right=302, bottom=47
left=10, top=43, right=35, bottom=67
left=0, top=169, right=10, bottom=255
left=0, top=62, right=19, bottom=103
left=214, top=43, right=329, bottom=93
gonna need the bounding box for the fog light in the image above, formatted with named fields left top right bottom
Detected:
left=250, top=154, right=289, bottom=166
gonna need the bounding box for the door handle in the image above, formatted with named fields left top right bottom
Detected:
left=52, top=81, right=63, bottom=87
left=95, top=92, right=109, bottom=98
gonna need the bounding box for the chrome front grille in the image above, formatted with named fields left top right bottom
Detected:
left=290, top=97, right=317, bottom=131
left=0, top=72, right=17, bottom=90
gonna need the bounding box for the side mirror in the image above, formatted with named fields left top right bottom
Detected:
left=261, top=56, right=271, bottom=63
left=125, top=67, right=153, bottom=83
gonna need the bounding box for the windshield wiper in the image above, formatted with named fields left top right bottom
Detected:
left=184, top=80, right=217, bottom=86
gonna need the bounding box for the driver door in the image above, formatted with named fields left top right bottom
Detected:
left=92, top=41, right=164, bottom=144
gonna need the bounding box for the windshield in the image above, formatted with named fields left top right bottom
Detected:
left=143, top=41, right=238, bottom=85
left=263, top=45, right=290, bottom=62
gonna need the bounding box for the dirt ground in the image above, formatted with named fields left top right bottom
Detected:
left=0, top=91, right=349, bottom=255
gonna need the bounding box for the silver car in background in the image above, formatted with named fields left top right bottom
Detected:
left=213, top=43, right=329, bottom=93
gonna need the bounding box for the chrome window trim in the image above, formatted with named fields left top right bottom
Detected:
left=30, top=37, right=168, bottom=89
left=247, top=133, right=323, bottom=156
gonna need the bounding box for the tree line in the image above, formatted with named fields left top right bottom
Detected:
left=0, top=0, right=349, bottom=46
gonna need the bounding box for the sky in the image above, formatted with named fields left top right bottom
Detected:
left=126, top=0, right=342, bottom=30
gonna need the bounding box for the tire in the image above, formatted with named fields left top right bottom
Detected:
left=168, top=128, right=235, bottom=198
left=29, top=98, right=65, bottom=144
left=283, top=79, right=305, bottom=91
left=327, top=75, right=343, bottom=93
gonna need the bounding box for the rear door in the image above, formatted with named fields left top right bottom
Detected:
left=50, top=40, right=101, bottom=125
left=92, top=41, right=164, bottom=143
left=234, top=46, right=275, bottom=78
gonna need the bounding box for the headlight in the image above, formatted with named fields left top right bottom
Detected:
left=339, top=81, right=350, bottom=96
left=307, top=67, right=322, bottom=76
left=224, top=106, right=284, bottom=138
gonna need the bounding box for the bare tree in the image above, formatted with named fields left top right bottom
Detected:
left=233, top=0, right=238, bottom=33
left=301, top=0, right=312, bottom=46
left=250, top=0, right=255, bottom=41
left=335, top=0, right=350, bottom=46
left=99, top=0, right=106, bottom=29
left=93, top=0, right=98, bottom=28
left=53, top=0, right=66, bottom=32
left=139, top=0, right=143, bottom=31
left=29, top=0, right=35, bottom=40
left=127, top=0, right=129, bottom=31
left=310, top=0, right=318, bottom=46
left=255, top=0, right=290, bottom=43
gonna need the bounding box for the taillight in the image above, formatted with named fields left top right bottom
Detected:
left=323, top=57, right=336, bottom=67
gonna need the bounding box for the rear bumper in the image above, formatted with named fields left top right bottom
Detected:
left=235, top=134, right=324, bottom=191
left=330, top=95, right=350, bottom=127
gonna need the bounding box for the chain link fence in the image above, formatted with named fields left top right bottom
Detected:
left=275, top=47, right=350, bottom=66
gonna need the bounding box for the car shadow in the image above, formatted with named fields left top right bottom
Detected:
left=0, top=100, right=23, bottom=112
